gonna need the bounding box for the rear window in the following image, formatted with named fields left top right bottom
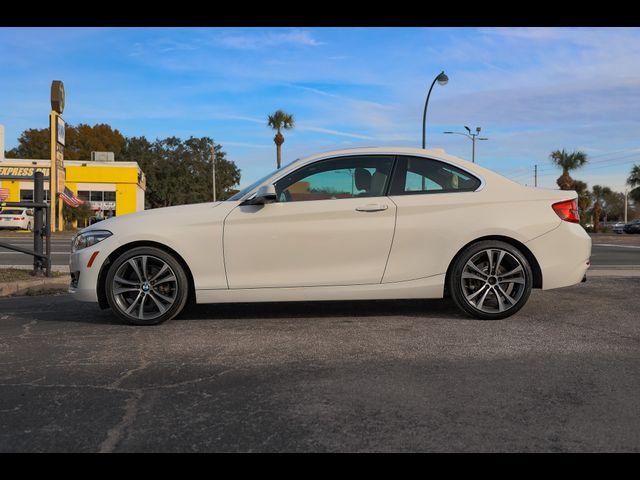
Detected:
left=389, top=155, right=481, bottom=195
left=0, top=209, right=24, bottom=215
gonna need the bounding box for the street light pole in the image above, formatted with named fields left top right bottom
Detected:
left=211, top=143, right=217, bottom=202
left=422, top=71, right=448, bottom=149
left=443, top=126, right=488, bottom=163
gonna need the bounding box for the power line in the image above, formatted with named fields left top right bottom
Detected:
left=499, top=148, right=639, bottom=177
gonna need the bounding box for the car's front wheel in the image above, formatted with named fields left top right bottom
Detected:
left=449, top=240, right=533, bottom=320
left=105, top=246, right=189, bottom=325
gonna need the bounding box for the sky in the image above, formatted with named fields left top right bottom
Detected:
left=0, top=27, right=639, bottom=191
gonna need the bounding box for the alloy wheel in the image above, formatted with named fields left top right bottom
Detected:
left=111, top=255, right=178, bottom=321
left=460, top=248, right=527, bottom=314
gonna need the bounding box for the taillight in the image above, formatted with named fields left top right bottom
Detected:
left=13, top=217, right=25, bottom=220
left=552, top=199, right=579, bottom=223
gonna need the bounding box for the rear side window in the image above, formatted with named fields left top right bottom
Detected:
left=389, top=155, right=481, bottom=195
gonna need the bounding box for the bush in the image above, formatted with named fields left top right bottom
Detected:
left=62, top=202, right=93, bottom=229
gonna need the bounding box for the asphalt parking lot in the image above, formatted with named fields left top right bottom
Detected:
left=1, top=276, right=639, bottom=452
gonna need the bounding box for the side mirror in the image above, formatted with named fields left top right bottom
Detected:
left=241, top=184, right=277, bottom=205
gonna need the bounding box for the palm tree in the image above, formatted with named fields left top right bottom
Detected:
left=550, top=149, right=588, bottom=190
left=571, top=179, right=591, bottom=225
left=591, top=185, right=612, bottom=233
left=267, top=110, right=295, bottom=169
left=627, top=164, right=640, bottom=202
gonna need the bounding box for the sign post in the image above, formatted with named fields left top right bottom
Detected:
left=49, top=80, right=65, bottom=232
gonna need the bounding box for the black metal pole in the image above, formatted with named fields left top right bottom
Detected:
left=422, top=71, right=444, bottom=149
left=33, top=172, right=45, bottom=276
left=45, top=204, right=51, bottom=277
left=471, top=134, right=476, bottom=163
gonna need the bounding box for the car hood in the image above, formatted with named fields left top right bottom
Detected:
left=79, top=201, right=230, bottom=237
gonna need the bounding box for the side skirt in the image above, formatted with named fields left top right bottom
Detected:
left=195, top=274, right=445, bottom=304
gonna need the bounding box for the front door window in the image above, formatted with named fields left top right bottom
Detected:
left=274, top=155, right=394, bottom=202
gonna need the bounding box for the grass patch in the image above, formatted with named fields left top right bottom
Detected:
left=0, top=268, right=63, bottom=282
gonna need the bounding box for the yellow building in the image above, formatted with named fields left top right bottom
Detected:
left=0, top=158, right=146, bottom=219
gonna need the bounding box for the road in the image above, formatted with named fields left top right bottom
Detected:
left=1, top=277, right=639, bottom=452
left=0, top=233, right=73, bottom=268
left=2, top=232, right=640, bottom=268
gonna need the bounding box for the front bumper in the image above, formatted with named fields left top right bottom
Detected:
left=68, top=236, right=118, bottom=302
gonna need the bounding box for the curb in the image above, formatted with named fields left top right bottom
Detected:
left=0, top=275, right=70, bottom=297
left=0, top=265, right=69, bottom=273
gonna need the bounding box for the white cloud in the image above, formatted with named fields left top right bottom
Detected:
left=219, top=30, right=323, bottom=49
left=297, top=125, right=373, bottom=140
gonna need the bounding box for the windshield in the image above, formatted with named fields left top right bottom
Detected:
left=0, top=209, right=24, bottom=215
left=227, top=159, right=297, bottom=201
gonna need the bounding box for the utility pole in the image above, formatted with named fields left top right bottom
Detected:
left=211, top=143, right=216, bottom=202
left=534, top=165, right=537, bottom=187
left=625, top=188, right=628, bottom=223
left=443, top=126, right=488, bottom=163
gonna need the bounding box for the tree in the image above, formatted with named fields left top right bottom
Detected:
left=267, top=110, right=295, bottom=169
left=6, top=125, right=242, bottom=210
left=603, top=190, right=626, bottom=221
left=570, top=179, right=591, bottom=225
left=628, top=164, right=640, bottom=203
left=123, top=136, right=241, bottom=209
left=550, top=149, right=588, bottom=190
left=591, top=185, right=612, bottom=233
left=5, top=128, right=50, bottom=159
left=5, top=123, right=126, bottom=160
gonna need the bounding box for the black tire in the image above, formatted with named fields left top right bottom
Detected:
left=448, top=240, right=533, bottom=320
left=105, top=246, right=189, bottom=325
left=27, top=222, right=32, bottom=232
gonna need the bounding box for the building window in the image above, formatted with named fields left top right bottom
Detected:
left=104, top=191, right=116, bottom=202
left=19, top=189, right=50, bottom=201
left=20, top=190, right=34, bottom=201
left=90, top=191, right=103, bottom=202
left=78, top=191, right=90, bottom=202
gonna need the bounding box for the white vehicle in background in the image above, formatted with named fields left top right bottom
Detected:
left=0, top=208, right=34, bottom=231
left=68, top=147, right=592, bottom=325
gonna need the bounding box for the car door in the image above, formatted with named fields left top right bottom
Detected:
left=382, top=155, right=483, bottom=283
left=223, top=155, right=397, bottom=289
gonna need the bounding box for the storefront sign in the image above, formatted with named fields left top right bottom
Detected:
left=56, top=116, right=65, bottom=146
left=56, top=144, right=65, bottom=192
left=51, top=80, right=65, bottom=114
left=90, top=201, right=116, bottom=210
left=0, top=166, right=50, bottom=179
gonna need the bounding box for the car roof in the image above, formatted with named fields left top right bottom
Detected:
left=284, top=146, right=498, bottom=182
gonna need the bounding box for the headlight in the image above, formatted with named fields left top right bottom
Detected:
left=71, top=230, right=112, bottom=253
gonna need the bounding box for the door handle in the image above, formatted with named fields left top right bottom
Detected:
left=356, top=204, right=388, bottom=212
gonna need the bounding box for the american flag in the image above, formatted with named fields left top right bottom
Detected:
left=0, top=188, right=10, bottom=201
left=59, top=186, right=84, bottom=208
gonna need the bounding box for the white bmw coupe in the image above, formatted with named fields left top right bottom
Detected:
left=69, top=147, right=591, bottom=325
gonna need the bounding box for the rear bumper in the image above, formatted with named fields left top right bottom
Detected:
left=526, top=222, right=592, bottom=290
left=0, top=220, right=29, bottom=229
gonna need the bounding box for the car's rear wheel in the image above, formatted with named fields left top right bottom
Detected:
left=105, top=246, right=189, bottom=325
left=449, top=240, right=533, bottom=320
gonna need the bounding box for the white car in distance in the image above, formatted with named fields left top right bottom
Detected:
left=69, top=147, right=592, bottom=325
left=0, top=208, right=34, bottom=231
